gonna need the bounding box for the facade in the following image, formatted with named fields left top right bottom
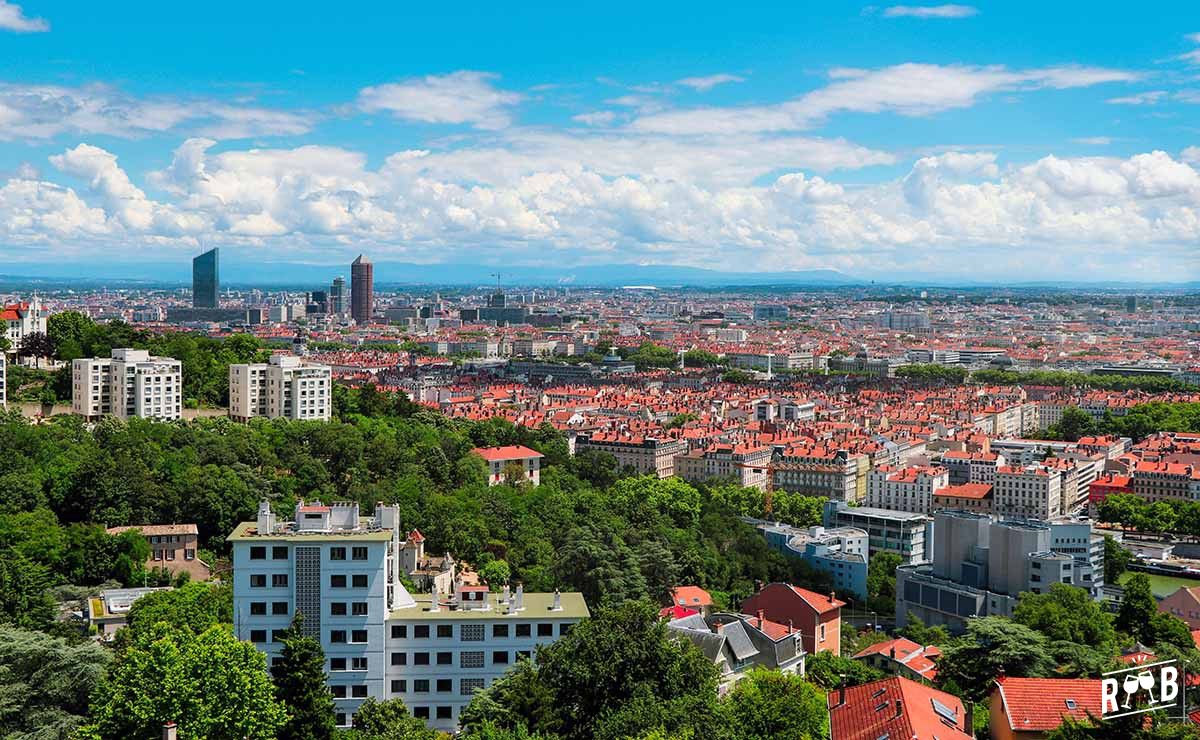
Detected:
left=829, top=676, right=971, bottom=740
left=1130, top=460, right=1200, bottom=503
left=330, top=276, right=348, bottom=316
left=1157, top=586, right=1200, bottom=630
left=852, top=638, right=941, bottom=682
left=674, top=443, right=771, bottom=490
left=774, top=448, right=869, bottom=502
left=823, top=500, right=931, bottom=564
left=752, top=304, right=790, bottom=322
left=106, top=524, right=210, bottom=581
left=754, top=520, right=869, bottom=598
left=229, top=500, right=587, bottom=731
left=574, top=432, right=687, bottom=478
left=932, top=483, right=994, bottom=515
left=472, top=445, right=543, bottom=486
left=72, top=348, right=182, bottom=421
left=994, top=465, right=1063, bottom=520
left=229, top=354, right=332, bottom=422
left=1, top=296, right=47, bottom=348
left=192, top=248, right=219, bottom=308
left=895, top=510, right=1104, bottom=633
left=866, top=464, right=950, bottom=514
left=667, top=610, right=806, bottom=693
left=741, top=582, right=843, bottom=656
left=351, top=255, right=374, bottom=325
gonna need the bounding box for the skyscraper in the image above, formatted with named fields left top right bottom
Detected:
left=351, top=255, right=373, bottom=325
left=329, top=277, right=347, bottom=316
left=192, top=248, right=219, bottom=308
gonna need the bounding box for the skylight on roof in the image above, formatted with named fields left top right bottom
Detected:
left=875, top=702, right=889, bottom=713
left=872, top=687, right=887, bottom=698
left=1065, top=699, right=1077, bottom=710
left=931, top=698, right=958, bottom=724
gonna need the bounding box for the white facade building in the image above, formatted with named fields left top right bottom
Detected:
left=994, top=465, right=1063, bottom=521
left=866, top=465, right=950, bottom=514
left=1, top=296, right=47, bottom=348
left=72, top=348, right=182, bottom=421
left=229, top=354, right=332, bottom=422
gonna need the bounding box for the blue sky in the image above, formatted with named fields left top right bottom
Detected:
left=1, top=1, right=1198, bottom=282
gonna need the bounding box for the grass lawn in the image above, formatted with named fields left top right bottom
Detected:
left=1119, top=570, right=1200, bottom=598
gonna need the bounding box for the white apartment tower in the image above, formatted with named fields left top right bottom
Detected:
left=72, top=348, right=182, bottom=421
left=229, top=354, right=332, bottom=422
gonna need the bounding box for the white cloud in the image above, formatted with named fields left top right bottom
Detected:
left=0, top=0, right=47, bottom=32
left=357, top=71, right=522, bottom=130
left=1181, top=49, right=1200, bottom=65
left=1182, top=146, right=1200, bottom=164
left=1072, top=137, right=1112, bottom=145
left=881, top=5, right=978, bottom=18
left=572, top=111, right=618, bottom=126
left=676, top=74, right=746, bottom=91
left=632, top=63, right=1138, bottom=135
left=1107, top=90, right=1169, bottom=105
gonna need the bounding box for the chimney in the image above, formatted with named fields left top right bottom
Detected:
left=515, top=583, right=524, bottom=611
left=163, top=723, right=178, bottom=740
left=502, top=584, right=511, bottom=604
left=756, top=609, right=765, bottom=623
left=829, top=591, right=836, bottom=603
left=552, top=589, right=562, bottom=611
left=964, top=702, right=973, bottom=731
left=787, top=619, right=794, bottom=634
left=837, top=681, right=846, bottom=707
left=890, top=645, right=897, bottom=659
left=714, top=620, right=724, bottom=634
left=894, top=699, right=903, bottom=719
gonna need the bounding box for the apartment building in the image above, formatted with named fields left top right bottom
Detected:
left=933, top=483, right=994, bottom=515
left=574, top=432, right=687, bottom=478
left=473, top=445, right=543, bottom=486
left=230, top=501, right=587, bottom=731
left=773, top=448, right=869, bottom=502
left=895, top=510, right=1103, bottom=632
left=753, top=520, right=869, bottom=598
left=993, top=465, right=1062, bottom=521
left=72, top=348, right=182, bottom=421
left=823, top=500, right=931, bottom=564
left=229, top=354, right=332, bottom=422
left=1130, top=461, right=1200, bottom=503
left=866, top=465, right=950, bottom=514
left=674, top=443, right=771, bottom=490
left=106, top=523, right=210, bottom=581
left=1, top=296, right=46, bottom=348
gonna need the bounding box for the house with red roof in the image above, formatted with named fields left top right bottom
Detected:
left=1158, top=585, right=1200, bottom=630
left=741, top=582, right=844, bottom=656
left=669, top=586, right=714, bottom=616
left=472, top=445, right=544, bottom=486
left=853, top=637, right=941, bottom=682
left=829, top=676, right=971, bottom=740
left=989, top=676, right=1104, bottom=740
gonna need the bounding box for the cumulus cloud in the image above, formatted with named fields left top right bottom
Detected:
left=676, top=74, right=746, bottom=91
left=572, top=111, right=618, bottom=126
left=357, top=71, right=523, bottom=129
left=632, top=63, right=1138, bottom=135
left=0, top=83, right=316, bottom=140
left=0, top=0, right=46, bottom=32
left=881, top=5, right=978, bottom=18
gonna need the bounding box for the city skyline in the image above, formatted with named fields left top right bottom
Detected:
left=0, top=2, right=1197, bottom=283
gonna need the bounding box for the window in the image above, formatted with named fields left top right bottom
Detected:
left=272, top=574, right=289, bottom=588
left=493, top=651, right=509, bottom=665
left=272, top=629, right=286, bottom=642
left=250, top=546, right=266, bottom=560
left=437, top=651, right=452, bottom=665
left=515, top=624, right=531, bottom=638
left=391, top=652, right=407, bottom=666
left=392, top=625, right=407, bottom=639
left=185, top=548, right=195, bottom=561
left=461, top=624, right=484, bottom=641
left=437, top=624, right=453, bottom=638
left=250, top=602, right=267, bottom=615
left=432, top=679, right=452, bottom=693
left=351, top=685, right=368, bottom=699
left=352, top=574, right=368, bottom=588
left=413, top=707, right=429, bottom=720
left=250, top=574, right=267, bottom=588
left=351, top=630, right=368, bottom=644
left=352, top=546, right=368, bottom=561
left=331, top=685, right=347, bottom=698
left=331, top=603, right=347, bottom=616
left=335, top=713, right=347, bottom=727
left=517, top=650, right=532, bottom=661
left=414, top=679, right=430, bottom=693
left=331, top=658, right=347, bottom=671
left=331, top=575, right=347, bottom=588
left=414, top=625, right=430, bottom=639
left=331, top=630, right=347, bottom=643
left=272, top=546, right=288, bottom=560
left=272, top=602, right=289, bottom=615
left=436, top=706, right=452, bottom=720
left=559, top=623, right=571, bottom=636
left=250, top=629, right=267, bottom=643
left=537, top=623, right=553, bottom=637
left=391, top=680, right=407, bottom=693
left=330, top=547, right=346, bottom=561
left=461, top=651, right=484, bottom=668
left=493, top=624, right=509, bottom=638
left=352, top=603, right=368, bottom=616
left=414, top=652, right=430, bottom=665
left=351, top=657, right=368, bottom=671
left=461, top=678, right=485, bottom=695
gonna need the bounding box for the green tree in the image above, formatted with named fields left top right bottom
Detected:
left=272, top=616, right=336, bottom=740
left=804, top=650, right=885, bottom=690
left=1014, top=583, right=1117, bottom=648
left=121, top=581, right=233, bottom=644
left=1048, top=406, right=1098, bottom=442
left=0, top=625, right=112, bottom=739
left=866, top=552, right=902, bottom=615
left=479, top=559, right=512, bottom=589
left=1103, top=536, right=1132, bottom=583
left=83, top=623, right=287, bottom=740
left=1116, top=574, right=1159, bottom=643
left=722, top=667, right=828, bottom=740
left=0, top=551, right=56, bottom=630
left=350, top=697, right=438, bottom=739
left=936, top=617, right=1056, bottom=701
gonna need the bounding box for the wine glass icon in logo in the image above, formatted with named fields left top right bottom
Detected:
left=1122, top=673, right=1142, bottom=709
left=1138, top=671, right=1157, bottom=703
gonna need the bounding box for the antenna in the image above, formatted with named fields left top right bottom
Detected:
left=491, top=272, right=502, bottom=294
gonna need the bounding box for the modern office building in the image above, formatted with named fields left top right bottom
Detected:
left=351, top=256, right=373, bottom=325
left=823, top=500, right=931, bottom=564
left=330, top=276, right=348, bottom=316
left=229, top=354, right=332, bottom=422
left=230, top=501, right=587, bottom=731
left=72, top=348, right=182, bottom=421
left=895, top=510, right=1103, bottom=632
left=192, top=248, right=219, bottom=309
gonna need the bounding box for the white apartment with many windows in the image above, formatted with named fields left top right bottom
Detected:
left=228, top=354, right=332, bottom=422
left=72, top=348, right=182, bottom=421
left=866, top=465, right=950, bottom=514
left=229, top=501, right=588, bottom=732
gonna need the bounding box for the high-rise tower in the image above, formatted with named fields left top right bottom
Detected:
left=329, top=276, right=347, bottom=315
left=192, top=248, right=219, bottom=308
left=350, top=255, right=373, bottom=325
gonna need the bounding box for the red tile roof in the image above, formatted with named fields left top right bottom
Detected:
left=992, top=676, right=1104, bottom=732
left=472, top=445, right=544, bottom=462
left=790, top=585, right=846, bottom=614
left=671, top=586, right=714, bottom=608
left=829, top=676, right=971, bottom=740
